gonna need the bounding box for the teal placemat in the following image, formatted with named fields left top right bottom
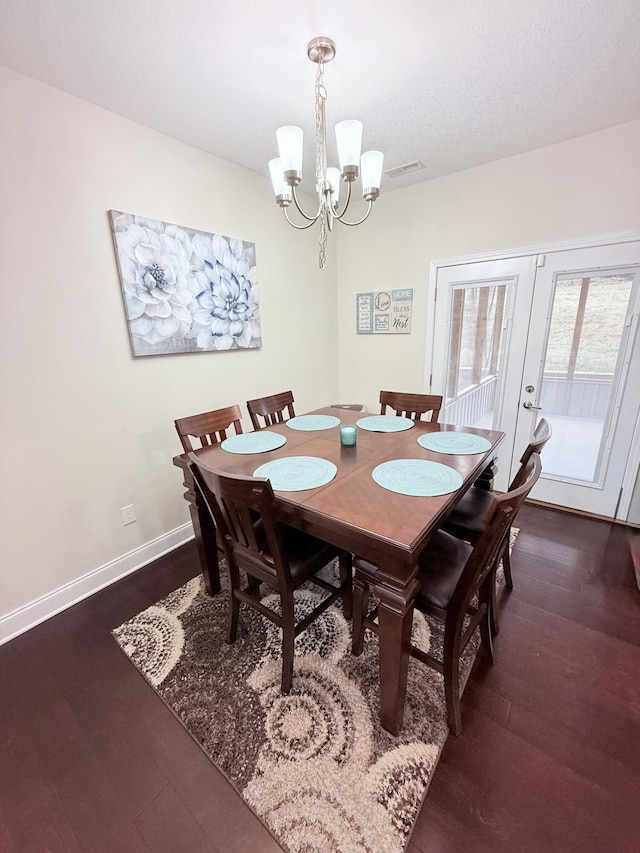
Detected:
left=372, top=459, right=463, bottom=496
left=286, top=415, right=341, bottom=431
left=417, top=431, right=492, bottom=455
left=221, top=431, right=286, bottom=454
left=356, top=415, right=414, bottom=432
left=254, top=456, right=337, bottom=491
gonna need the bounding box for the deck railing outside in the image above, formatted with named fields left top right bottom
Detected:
left=443, top=372, right=614, bottom=429
left=444, top=376, right=497, bottom=427
left=539, top=372, right=613, bottom=418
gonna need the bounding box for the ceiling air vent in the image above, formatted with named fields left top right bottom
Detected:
left=384, top=160, right=426, bottom=179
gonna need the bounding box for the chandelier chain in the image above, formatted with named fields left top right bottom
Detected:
left=315, top=58, right=328, bottom=269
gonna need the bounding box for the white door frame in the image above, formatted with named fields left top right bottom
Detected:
left=426, top=231, right=640, bottom=519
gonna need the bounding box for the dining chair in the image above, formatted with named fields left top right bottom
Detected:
left=175, top=405, right=243, bottom=453
left=443, top=418, right=552, bottom=593
left=352, top=453, right=542, bottom=735
left=379, top=391, right=443, bottom=422
left=188, top=455, right=352, bottom=694
left=246, top=391, right=296, bottom=430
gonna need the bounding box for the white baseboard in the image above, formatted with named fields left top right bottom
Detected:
left=0, top=522, right=194, bottom=646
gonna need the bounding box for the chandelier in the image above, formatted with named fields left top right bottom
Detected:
left=268, top=37, right=384, bottom=269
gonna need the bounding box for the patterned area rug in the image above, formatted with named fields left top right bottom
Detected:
left=113, top=531, right=517, bottom=853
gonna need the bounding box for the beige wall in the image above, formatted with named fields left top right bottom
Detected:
left=0, top=67, right=339, bottom=622
left=336, top=120, right=640, bottom=411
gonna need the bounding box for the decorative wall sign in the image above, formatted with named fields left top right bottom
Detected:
left=109, top=211, right=261, bottom=356
left=356, top=288, right=413, bottom=334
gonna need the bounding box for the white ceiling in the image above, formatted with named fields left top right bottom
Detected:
left=1, top=0, right=639, bottom=193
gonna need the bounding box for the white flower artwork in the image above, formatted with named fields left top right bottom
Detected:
left=109, top=211, right=261, bottom=356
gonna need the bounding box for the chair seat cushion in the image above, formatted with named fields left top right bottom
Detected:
left=417, top=530, right=473, bottom=610
left=236, top=522, right=338, bottom=585
left=280, top=526, right=339, bottom=583
left=443, top=486, right=494, bottom=541
left=354, top=531, right=473, bottom=612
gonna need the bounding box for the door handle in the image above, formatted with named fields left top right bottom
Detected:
left=522, top=401, right=542, bottom=410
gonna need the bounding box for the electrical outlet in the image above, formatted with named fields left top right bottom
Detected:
left=120, top=504, right=136, bottom=526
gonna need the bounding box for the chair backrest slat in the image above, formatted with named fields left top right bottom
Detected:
left=509, top=417, right=552, bottom=490
left=217, top=493, right=259, bottom=551
left=519, top=417, right=552, bottom=465
left=379, top=391, right=443, bottom=423
left=175, top=405, right=243, bottom=453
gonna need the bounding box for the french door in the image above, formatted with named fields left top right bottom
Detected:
left=430, top=239, right=640, bottom=519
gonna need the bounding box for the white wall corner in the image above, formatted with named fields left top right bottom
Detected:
left=0, top=523, right=194, bottom=646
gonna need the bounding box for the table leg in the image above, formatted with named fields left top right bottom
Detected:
left=374, top=577, right=421, bottom=735
left=474, top=455, right=498, bottom=491
left=181, top=465, right=221, bottom=596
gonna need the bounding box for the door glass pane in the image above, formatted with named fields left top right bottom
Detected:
left=539, top=273, right=633, bottom=482
left=444, top=282, right=508, bottom=428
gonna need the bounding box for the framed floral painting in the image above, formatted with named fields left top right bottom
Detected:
left=109, top=211, right=261, bottom=356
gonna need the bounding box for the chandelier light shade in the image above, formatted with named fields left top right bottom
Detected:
left=268, top=36, right=384, bottom=269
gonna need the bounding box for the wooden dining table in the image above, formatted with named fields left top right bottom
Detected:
left=173, top=406, right=504, bottom=735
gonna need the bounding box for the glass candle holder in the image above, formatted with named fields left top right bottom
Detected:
left=340, top=424, right=357, bottom=447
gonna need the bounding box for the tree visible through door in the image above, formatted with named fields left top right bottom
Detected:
left=539, top=273, right=634, bottom=483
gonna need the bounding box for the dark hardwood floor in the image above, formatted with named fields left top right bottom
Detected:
left=1, top=504, right=639, bottom=852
